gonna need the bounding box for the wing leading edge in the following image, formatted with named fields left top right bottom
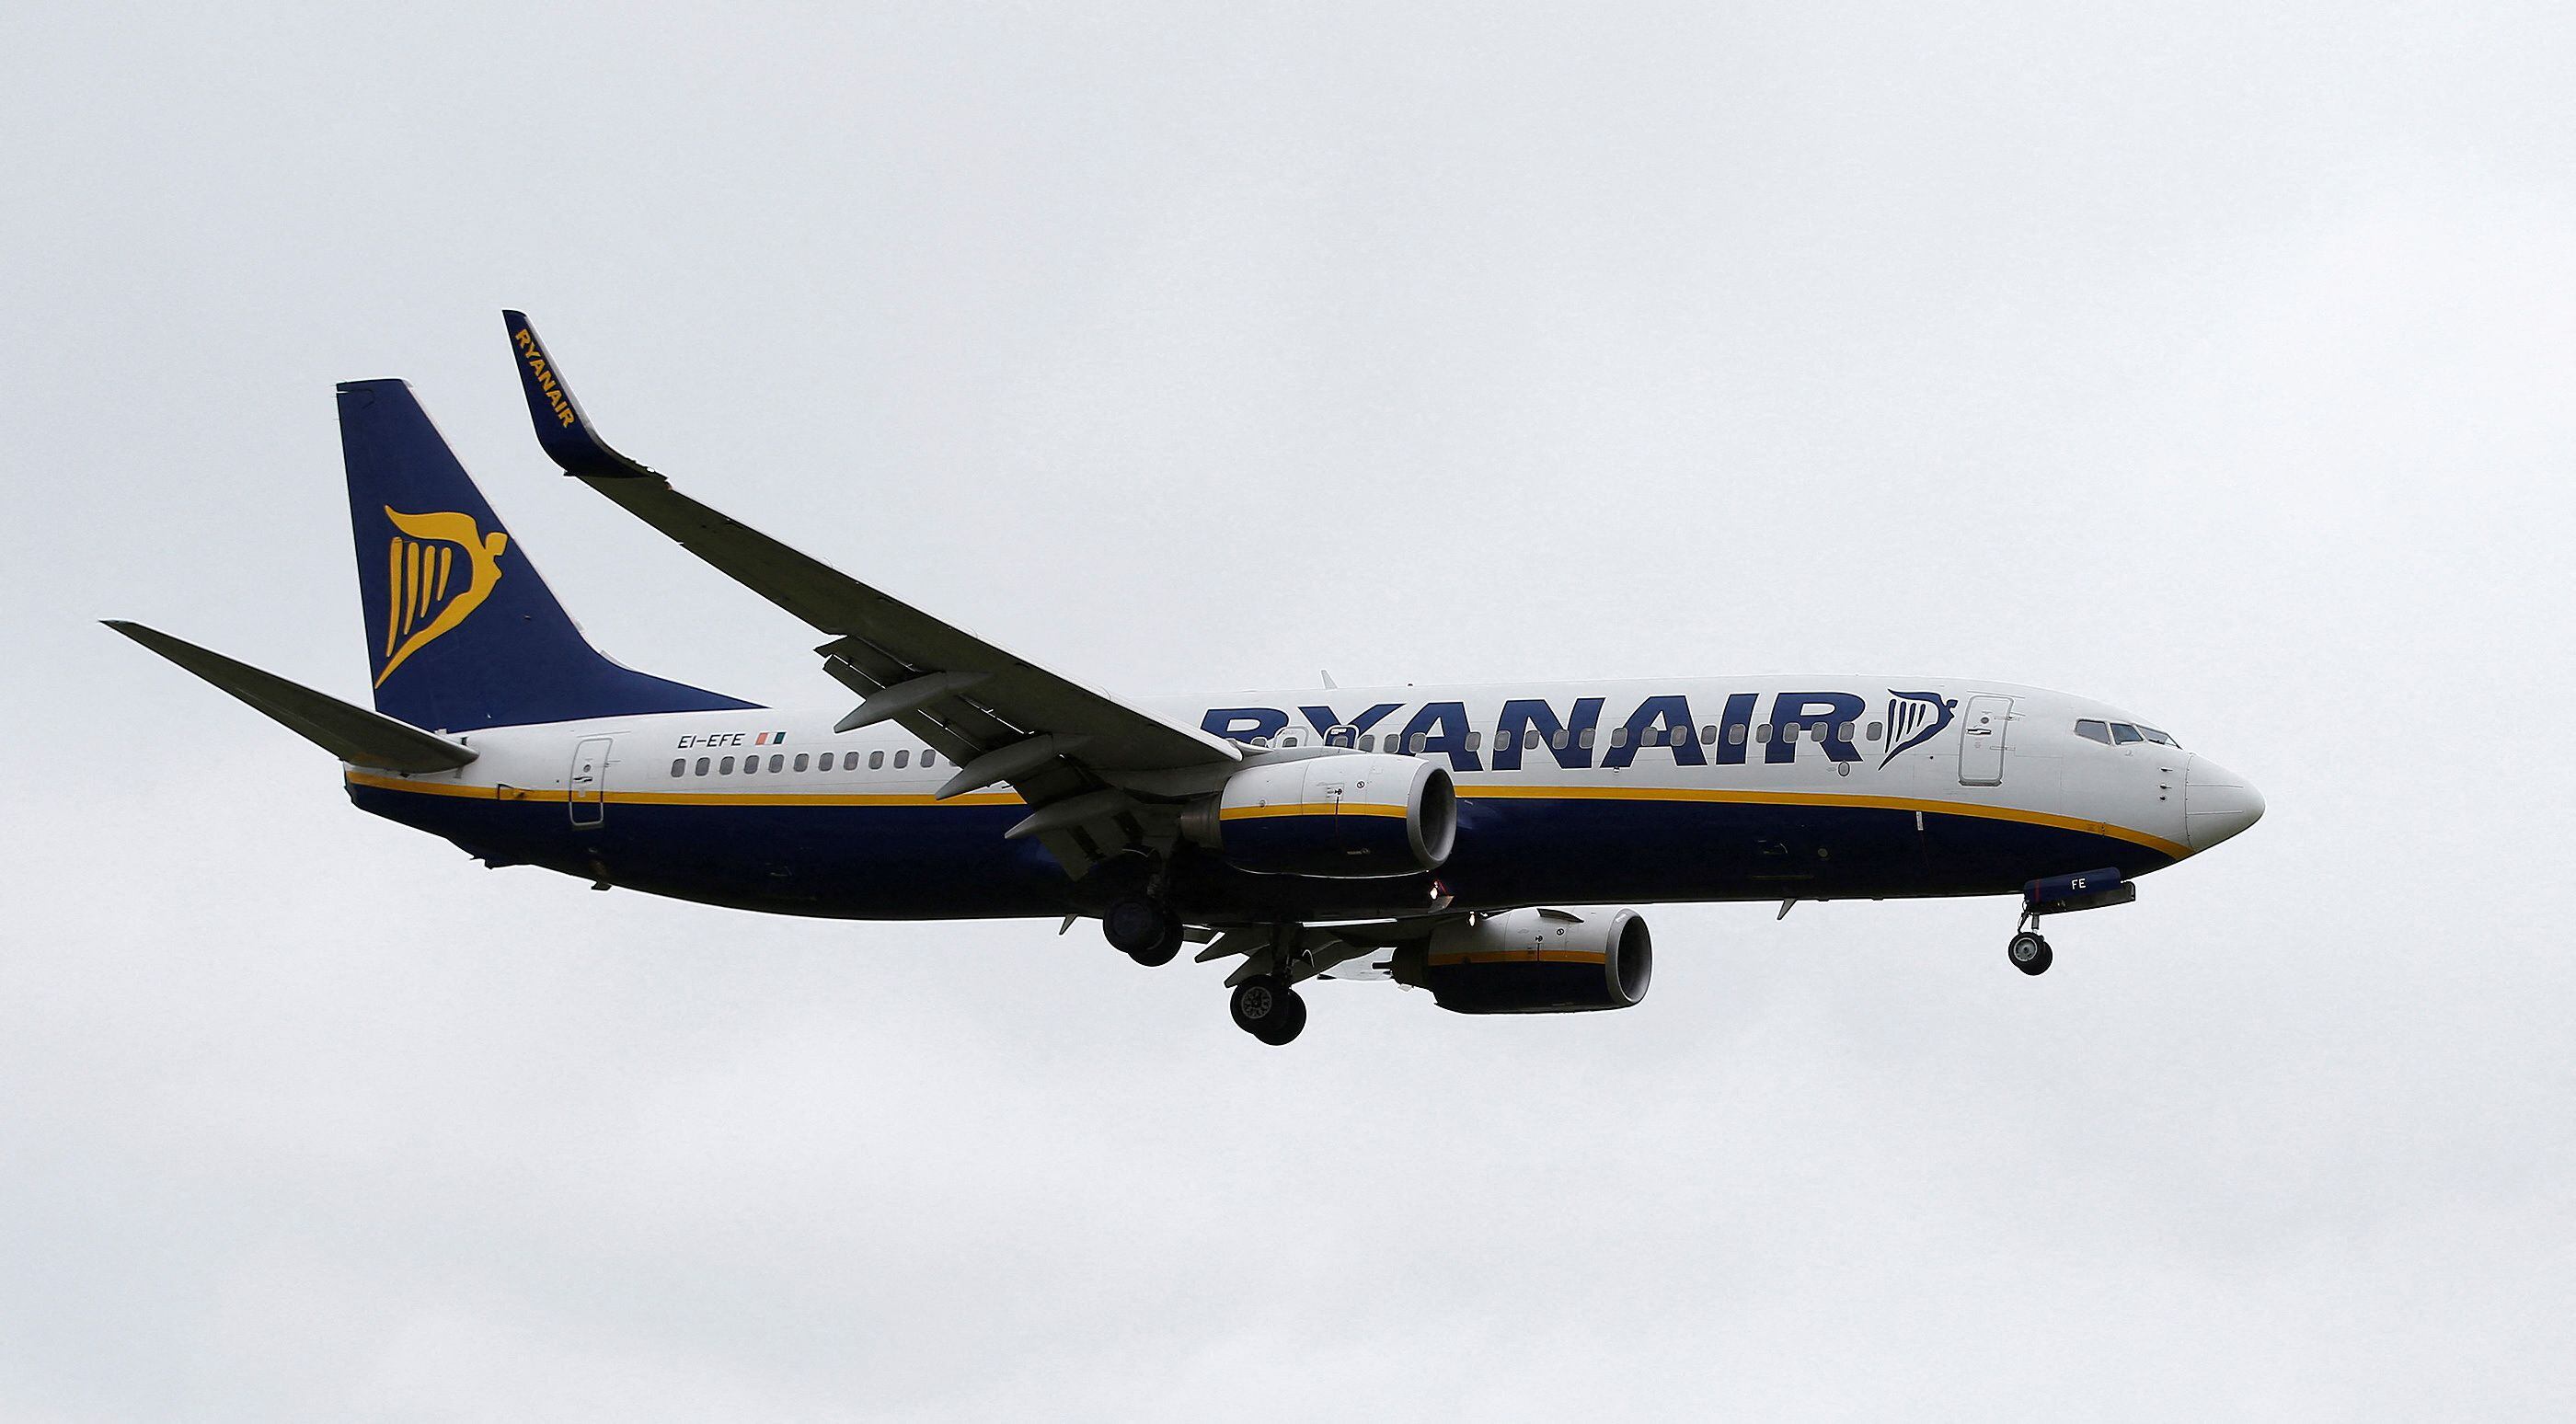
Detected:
left=499, top=311, right=1240, bottom=872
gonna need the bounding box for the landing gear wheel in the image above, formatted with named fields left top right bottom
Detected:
left=1103, top=896, right=1184, bottom=967
left=2008, top=932, right=2053, bottom=976
left=1229, top=975, right=1307, bottom=1045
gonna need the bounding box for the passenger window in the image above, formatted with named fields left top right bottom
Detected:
left=769, top=754, right=785, bottom=772
left=1578, top=728, right=1594, bottom=749
left=869, top=750, right=885, bottom=769
left=1282, top=735, right=1298, bottom=748
left=1464, top=732, right=1482, bottom=752
left=2075, top=719, right=2112, bottom=745
left=1729, top=725, right=1747, bottom=745
left=1700, top=725, right=1718, bottom=744
left=743, top=756, right=758, bottom=775
left=719, top=756, right=735, bottom=774
left=2111, top=723, right=2144, bottom=744
left=671, top=759, right=685, bottom=777
left=1550, top=729, right=1568, bottom=750
left=1754, top=724, right=1771, bottom=743
left=1409, top=733, right=1427, bottom=753
left=794, top=753, right=810, bottom=772
left=694, top=757, right=710, bottom=775
left=1523, top=729, right=1539, bottom=751
left=923, top=751, right=937, bottom=767
left=893, top=750, right=909, bottom=767
left=1866, top=721, right=1882, bottom=741
left=1610, top=728, right=1629, bottom=748
left=1837, top=721, right=1855, bottom=741
left=1358, top=734, right=1374, bottom=752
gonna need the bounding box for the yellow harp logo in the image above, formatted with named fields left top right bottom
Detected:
left=377, top=507, right=509, bottom=686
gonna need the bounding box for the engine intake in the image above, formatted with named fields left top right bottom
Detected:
left=1183, top=752, right=1455, bottom=878
left=1393, top=907, right=1653, bottom=1014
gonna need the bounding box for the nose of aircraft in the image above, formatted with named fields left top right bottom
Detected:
left=2184, top=754, right=2265, bottom=852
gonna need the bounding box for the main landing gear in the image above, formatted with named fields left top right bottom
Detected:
left=1229, top=975, right=1306, bottom=1046
left=1098, top=895, right=1309, bottom=1045
left=1102, top=894, right=1184, bottom=967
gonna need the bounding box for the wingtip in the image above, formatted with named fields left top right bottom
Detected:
left=500, top=309, right=654, bottom=479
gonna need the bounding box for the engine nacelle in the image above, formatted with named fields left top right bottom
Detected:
left=1392, top=907, right=1653, bottom=1014
left=1182, top=753, right=1455, bottom=878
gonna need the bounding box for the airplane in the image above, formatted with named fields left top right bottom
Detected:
left=107, top=312, right=2265, bottom=1046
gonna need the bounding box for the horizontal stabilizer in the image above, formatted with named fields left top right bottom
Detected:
left=104, top=621, right=477, bottom=773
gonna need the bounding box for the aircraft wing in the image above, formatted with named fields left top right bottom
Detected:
left=501, top=311, right=1240, bottom=871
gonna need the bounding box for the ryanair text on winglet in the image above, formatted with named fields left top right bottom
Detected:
left=513, top=327, right=578, bottom=428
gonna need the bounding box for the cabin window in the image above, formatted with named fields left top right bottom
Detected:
left=794, top=753, right=810, bottom=772
left=1524, top=729, right=1541, bottom=751
left=1578, top=728, right=1595, bottom=749
left=1866, top=721, right=1882, bottom=741
left=1549, top=729, right=1568, bottom=750
left=923, top=751, right=937, bottom=767
left=1459, top=731, right=1478, bottom=752
left=743, top=756, right=759, bottom=775
left=1606, top=728, right=1627, bottom=748
left=719, top=756, right=736, bottom=774
left=767, top=754, right=783, bottom=772
left=1754, top=725, right=1771, bottom=743
left=671, top=759, right=685, bottom=777
left=1838, top=722, right=1856, bottom=741
left=892, top=749, right=909, bottom=768
left=695, top=757, right=710, bottom=775
left=1700, top=725, right=1718, bottom=744
left=2111, top=723, right=2144, bottom=744
left=1728, top=725, right=1747, bottom=745
left=1358, top=734, right=1374, bottom=752
left=1409, top=733, right=1427, bottom=753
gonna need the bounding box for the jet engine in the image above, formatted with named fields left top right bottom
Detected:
left=1391, top=907, right=1653, bottom=1014
left=1181, top=753, right=1455, bottom=877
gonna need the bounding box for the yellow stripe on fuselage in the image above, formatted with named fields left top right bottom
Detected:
left=341, top=770, right=2184, bottom=857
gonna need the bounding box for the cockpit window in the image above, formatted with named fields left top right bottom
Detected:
left=2075, top=719, right=2112, bottom=745
left=2110, top=723, right=2145, bottom=744
left=2138, top=726, right=2179, bottom=747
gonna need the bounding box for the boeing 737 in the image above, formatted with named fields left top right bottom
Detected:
left=109, top=313, right=2264, bottom=1044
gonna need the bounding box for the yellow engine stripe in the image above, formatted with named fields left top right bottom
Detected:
left=1217, top=801, right=1410, bottom=821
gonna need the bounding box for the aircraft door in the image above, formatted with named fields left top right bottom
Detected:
left=569, top=736, right=612, bottom=826
left=1958, top=696, right=2011, bottom=787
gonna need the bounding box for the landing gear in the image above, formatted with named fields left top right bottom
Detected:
left=2008, top=930, right=2053, bottom=976
left=1229, top=974, right=1306, bottom=1045
left=1102, top=895, right=1183, bottom=967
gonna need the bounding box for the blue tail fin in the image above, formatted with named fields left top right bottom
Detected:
left=339, top=379, right=758, bottom=731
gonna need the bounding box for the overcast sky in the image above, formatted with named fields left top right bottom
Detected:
left=6, top=4, right=2573, bottom=1418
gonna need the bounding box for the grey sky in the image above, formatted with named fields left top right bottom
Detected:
left=5, top=4, right=2571, bottom=1418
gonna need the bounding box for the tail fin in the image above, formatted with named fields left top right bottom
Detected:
left=338, top=379, right=757, bottom=731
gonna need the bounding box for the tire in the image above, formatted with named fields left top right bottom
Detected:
left=2009, top=933, right=2053, bottom=976
left=1103, top=896, right=1169, bottom=956
left=1230, top=975, right=1305, bottom=1043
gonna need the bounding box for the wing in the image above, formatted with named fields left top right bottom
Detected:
left=500, top=311, right=1240, bottom=872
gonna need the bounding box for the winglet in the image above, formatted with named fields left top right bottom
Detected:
left=501, top=310, right=656, bottom=478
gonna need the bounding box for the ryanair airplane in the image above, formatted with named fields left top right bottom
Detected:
left=109, top=314, right=2264, bottom=1045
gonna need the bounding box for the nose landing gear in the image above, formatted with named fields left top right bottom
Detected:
left=2007, top=925, right=2053, bottom=975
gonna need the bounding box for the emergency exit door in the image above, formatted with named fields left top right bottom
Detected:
left=569, top=737, right=612, bottom=826
left=1958, top=696, right=2011, bottom=787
